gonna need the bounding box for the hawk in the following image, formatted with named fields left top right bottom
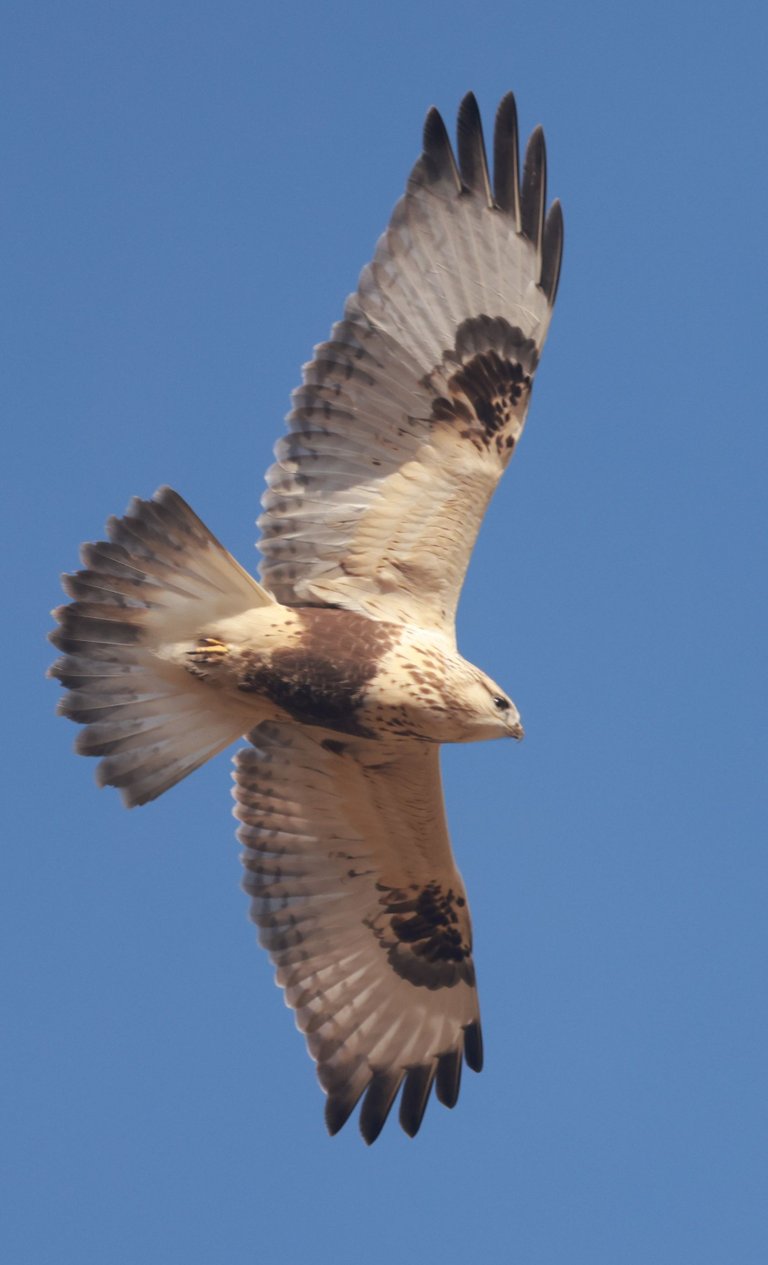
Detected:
left=50, top=92, right=563, bottom=1142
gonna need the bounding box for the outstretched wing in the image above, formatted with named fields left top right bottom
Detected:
left=258, top=92, right=563, bottom=638
left=233, top=723, right=482, bottom=1143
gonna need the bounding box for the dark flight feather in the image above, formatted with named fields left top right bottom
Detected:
left=457, top=91, right=493, bottom=205
left=493, top=91, right=522, bottom=228
left=399, top=1063, right=437, bottom=1138
left=521, top=124, right=546, bottom=255
left=540, top=198, right=564, bottom=304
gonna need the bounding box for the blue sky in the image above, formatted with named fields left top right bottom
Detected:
left=3, top=1, right=767, bottom=1261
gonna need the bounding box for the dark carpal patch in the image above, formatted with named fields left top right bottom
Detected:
left=238, top=608, right=396, bottom=737
left=367, top=881, right=475, bottom=990
left=448, top=351, right=531, bottom=434
left=426, top=315, right=540, bottom=456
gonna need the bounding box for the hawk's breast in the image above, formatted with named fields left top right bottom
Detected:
left=235, top=608, right=399, bottom=737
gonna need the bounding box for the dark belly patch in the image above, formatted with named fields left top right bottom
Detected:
left=237, top=608, right=396, bottom=737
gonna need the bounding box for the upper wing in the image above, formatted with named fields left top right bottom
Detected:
left=258, top=92, right=563, bottom=638
left=233, top=722, right=482, bottom=1143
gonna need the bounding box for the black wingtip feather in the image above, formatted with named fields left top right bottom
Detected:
left=463, top=1021, right=484, bottom=1073
left=399, top=1064, right=436, bottom=1138
left=540, top=198, right=564, bottom=305
left=435, top=1048, right=463, bottom=1109
left=521, top=124, right=546, bottom=253
left=493, top=91, right=521, bottom=226
left=422, top=106, right=462, bottom=191
left=457, top=92, right=492, bottom=204
left=359, top=1070, right=404, bottom=1145
left=324, top=1091, right=359, bottom=1137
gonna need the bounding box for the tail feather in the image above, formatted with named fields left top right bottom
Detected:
left=50, top=487, right=271, bottom=807
left=94, top=711, right=245, bottom=804
left=77, top=540, right=209, bottom=597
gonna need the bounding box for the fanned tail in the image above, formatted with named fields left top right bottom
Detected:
left=49, top=487, right=272, bottom=807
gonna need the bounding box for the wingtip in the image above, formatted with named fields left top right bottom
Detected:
left=540, top=197, right=564, bottom=304
left=358, top=1069, right=404, bottom=1145
left=456, top=91, right=492, bottom=204
left=493, top=90, right=521, bottom=224
left=324, top=1096, right=350, bottom=1137
left=421, top=105, right=462, bottom=192
left=324, top=1082, right=367, bottom=1138
left=435, top=1046, right=463, bottom=1109
left=521, top=123, right=547, bottom=252
left=398, top=1063, right=436, bottom=1138
left=463, top=1020, right=484, bottom=1073
left=423, top=104, right=446, bottom=150
left=457, top=90, right=481, bottom=138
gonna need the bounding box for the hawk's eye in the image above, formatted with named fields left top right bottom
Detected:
left=492, top=695, right=510, bottom=711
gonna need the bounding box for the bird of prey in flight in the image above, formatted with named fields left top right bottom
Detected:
left=50, top=91, right=563, bottom=1143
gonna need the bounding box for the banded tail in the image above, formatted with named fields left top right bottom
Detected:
left=49, top=487, right=273, bottom=807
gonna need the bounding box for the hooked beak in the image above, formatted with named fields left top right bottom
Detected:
left=509, top=719, right=525, bottom=740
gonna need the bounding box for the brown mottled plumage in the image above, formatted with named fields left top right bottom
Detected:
left=50, top=91, right=563, bottom=1143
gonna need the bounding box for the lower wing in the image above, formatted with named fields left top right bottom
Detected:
left=233, top=722, right=482, bottom=1143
